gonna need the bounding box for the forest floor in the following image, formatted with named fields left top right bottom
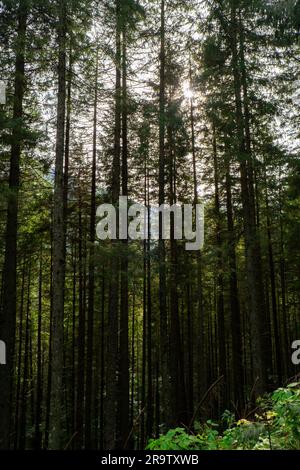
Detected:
left=147, top=382, right=300, bottom=450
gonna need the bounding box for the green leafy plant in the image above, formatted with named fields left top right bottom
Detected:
left=146, top=383, right=300, bottom=451
left=146, top=428, right=205, bottom=451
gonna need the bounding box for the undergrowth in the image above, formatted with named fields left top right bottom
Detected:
left=146, top=382, right=300, bottom=450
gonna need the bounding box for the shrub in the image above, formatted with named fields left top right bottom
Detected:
left=146, top=382, right=300, bottom=450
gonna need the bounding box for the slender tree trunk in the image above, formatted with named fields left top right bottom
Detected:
left=146, top=168, right=153, bottom=440
left=35, top=247, right=43, bottom=449
left=61, top=45, right=72, bottom=445
left=168, top=121, right=186, bottom=425
left=189, top=63, right=206, bottom=405
left=186, top=280, right=193, bottom=422
left=71, top=244, right=76, bottom=446
left=105, top=0, right=121, bottom=449
left=225, top=155, right=244, bottom=408
left=45, top=233, right=53, bottom=449
left=19, top=263, right=31, bottom=449
left=0, top=1, right=27, bottom=449
left=239, top=20, right=272, bottom=380
left=100, top=271, right=105, bottom=450
left=265, top=179, right=282, bottom=384
left=50, top=0, right=67, bottom=449
left=119, top=20, right=130, bottom=448
left=85, top=47, right=99, bottom=449
left=212, top=126, right=226, bottom=410
left=63, top=46, right=72, bottom=233
left=141, top=167, right=147, bottom=449
left=14, top=260, right=26, bottom=449
left=279, top=192, right=289, bottom=377
left=230, top=6, right=267, bottom=395
left=76, top=189, right=85, bottom=448
left=158, top=0, right=169, bottom=428
left=131, top=293, right=135, bottom=435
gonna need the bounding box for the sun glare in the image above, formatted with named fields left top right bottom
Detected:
left=183, top=80, right=194, bottom=100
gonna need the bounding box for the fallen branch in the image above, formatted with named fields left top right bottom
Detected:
left=188, top=375, right=224, bottom=430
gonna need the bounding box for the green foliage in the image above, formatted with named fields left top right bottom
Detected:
left=146, top=428, right=206, bottom=451
left=146, top=383, right=300, bottom=450
left=202, top=37, right=228, bottom=69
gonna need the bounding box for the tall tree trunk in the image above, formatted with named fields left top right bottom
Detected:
left=105, top=0, right=121, bottom=449
left=186, top=280, right=193, bottom=423
left=119, top=20, right=130, bottom=448
left=0, top=1, right=27, bottom=449
left=19, top=262, right=31, bottom=449
left=76, top=188, right=85, bottom=448
left=45, top=232, right=53, bottom=449
left=230, top=6, right=267, bottom=395
left=146, top=168, right=153, bottom=440
left=50, top=0, right=67, bottom=449
left=168, top=121, right=186, bottom=425
left=279, top=191, right=289, bottom=377
left=35, top=247, right=43, bottom=449
left=239, top=19, right=272, bottom=380
left=225, top=155, right=244, bottom=408
left=158, top=0, right=169, bottom=428
left=71, top=244, right=76, bottom=446
left=131, top=292, right=135, bottom=438
left=212, top=126, right=226, bottom=410
left=14, top=260, right=26, bottom=449
left=85, top=47, right=99, bottom=449
left=189, top=62, right=206, bottom=405
left=63, top=45, right=72, bottom=234
left=100, top=271, right=105, bottom=450
left=264, top=176, right=282, bottom=384
left=141, top=165, right=147, bottom=449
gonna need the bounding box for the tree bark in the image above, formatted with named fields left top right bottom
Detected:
left=225, top=154, right=244, bottom=408
left=158, top=0, right=169, bottom=428
left=105, top=0, right=121, bottom=449
left=230, top=6, right=267, bottom=395
left=212, top=126, right=226, bottom=411
left=50, top=0, right=67, bottom=449
left=119, top=20, right=130, bottom=448
left=85, top=47, right=99, bottom=449
left=35, top=247, right=43, bottom=449
left=0, top=1, right=27, bottom=449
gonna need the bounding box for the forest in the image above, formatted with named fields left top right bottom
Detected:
left=0, top=0, right=300, bottom=451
